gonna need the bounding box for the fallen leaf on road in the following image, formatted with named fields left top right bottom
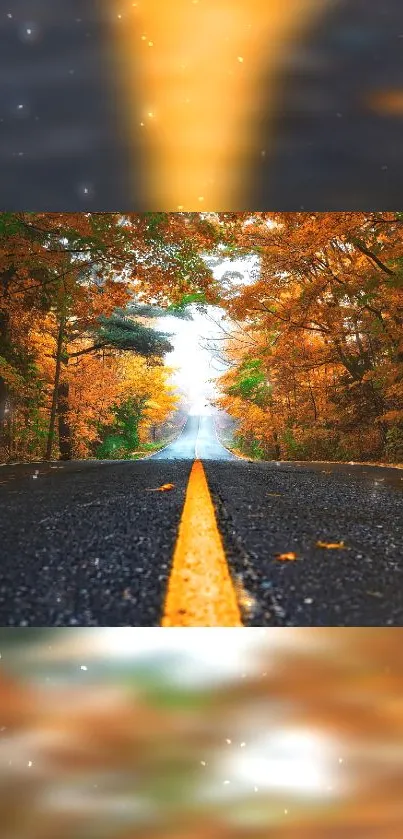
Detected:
left=316, top=540, right=345, bottom=549
left=267, top=492, right=283, bottom=497
left=234, top=577, right=256, bottom=615
left=276, top=552, right=298, bottom=561
left=146, top=483, right=175, bottom=492
left=366, top=591, right=383, bottom=598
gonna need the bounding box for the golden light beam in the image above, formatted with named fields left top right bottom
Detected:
left=112, top=0, right=328, bottom=209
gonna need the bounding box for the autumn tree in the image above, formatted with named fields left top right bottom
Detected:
left=217, top=212, right=403, bottom=462
left=0, top=212, right=224, bottom=462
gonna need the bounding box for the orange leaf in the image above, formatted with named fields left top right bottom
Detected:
left=276, top=552, right=298, bottom=561
left=316, top=540, right=345, bottom=549
left=146, top=483, right=175, bottom=492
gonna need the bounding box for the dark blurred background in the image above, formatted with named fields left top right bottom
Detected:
left=252, top=0, right=403, bottom=209
left=0, top=1, right=140, bottom=210
left=1, top=1, right=403, bottom=210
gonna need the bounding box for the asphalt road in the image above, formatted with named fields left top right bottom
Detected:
left=2, top=0, right=403, bottom=209
left=151, top=415, right=234, bottom=461
left=0, top=414, right=402, bottom=627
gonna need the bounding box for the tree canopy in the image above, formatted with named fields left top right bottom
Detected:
left=1, top=211, right=402, bottom=463
left=0, top=211, right=226, bottom=461
left=215, top=212, right=403, bottom=463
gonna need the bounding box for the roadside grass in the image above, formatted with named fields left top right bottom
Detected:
left=130, top=440, right=170, bottom=460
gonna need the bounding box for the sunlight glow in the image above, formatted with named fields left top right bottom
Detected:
left=36, top=628, right=308, bottom=686
left=112, top=0, right=327, bottom=208
left=227, top=729, right=338, bottom=797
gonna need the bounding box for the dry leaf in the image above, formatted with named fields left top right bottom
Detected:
left=146, top=483, right=175, bottom=492
left=267, top=492, right=283, bottom=497
left=316, top=540, right=345, bottom=549
left=234, top=578, right=256, bottom=615
left=276, top=552, right=298, bottom=561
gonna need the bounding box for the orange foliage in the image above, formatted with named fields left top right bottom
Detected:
left=217, top=212, right=403, bottom=462
left=0, top=212, right=217, bottom=461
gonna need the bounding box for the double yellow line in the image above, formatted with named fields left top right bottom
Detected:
left=162, top=459, right=243, bottom=626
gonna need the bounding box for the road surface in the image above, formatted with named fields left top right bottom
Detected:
left=151, top=415, right=234, bottom=461
left=0, top=414, right=402, bottom=627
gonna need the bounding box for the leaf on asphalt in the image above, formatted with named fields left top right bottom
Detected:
left=316, top=540, right=345, bottom=549
left=276, top=552, right=298, bottom=561
left=234, top=577, right=256, bottom=616
left=267, top=492, right=283, bottom=497
left=146, top=483, right=175, bottom=492
left=366, top=590, right=383, bottom=598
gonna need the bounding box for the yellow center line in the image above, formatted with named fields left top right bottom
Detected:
left=112, top=0, right=326, bottom=209
left=161, top=459, right=243, bottom=626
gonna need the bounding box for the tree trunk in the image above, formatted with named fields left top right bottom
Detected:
left=0, top=377, right=8, bottom=426
left=57, top=378, right=72, bottom=460
left=0, top=307, right=12, bottom=454
left=44, top=313, right=65, bottom=460
left=0, top=308, right=10, bottom=426
left=272, top=429, right=281, bottom=459
left=307, top=376, right=318, bottom=421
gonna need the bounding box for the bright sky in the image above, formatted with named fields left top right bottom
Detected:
left=161, top=256, right=257, bottom=411
left=161, top=307, right=223, bottom=411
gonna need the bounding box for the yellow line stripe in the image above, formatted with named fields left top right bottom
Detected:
left=162, top=460, right=242, bottom=627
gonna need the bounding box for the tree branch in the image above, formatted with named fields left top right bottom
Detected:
left=353, top=241, right=395, bottom=277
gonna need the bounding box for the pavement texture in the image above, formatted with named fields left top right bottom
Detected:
left=204, top=459, right=403, bottom=627
left=0, top=414, right=402, bottom=626
left=0, top=458, right=192, bottom=626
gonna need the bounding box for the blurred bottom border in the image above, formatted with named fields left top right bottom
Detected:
left=0, top=627, right=402, bottom=839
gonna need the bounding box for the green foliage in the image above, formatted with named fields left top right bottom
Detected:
left=96, top=311, right=173, bottom=356
left=0, top=213, right=25, bottom=237
left=280, top=427, right=305, bottom=459
left=96, top=396, right=145, bottom=459
left=386, top=426, right=403, bottom=461
left=16, top=406, right=49, bottom=456
left=112, top=398, right=142, bottom=449
left=128, top=301, right=193, bottom=321
left=235, top=433, right=265, bottom=460
left=167, top=292, right=207, bottom=314
left=95, top=435, right=132, bottom=460
left=0, top=355, right=25, bottom=393
left=144, top=212, right=167, bottom=242
left=228, top=359, right=271, bottom=407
